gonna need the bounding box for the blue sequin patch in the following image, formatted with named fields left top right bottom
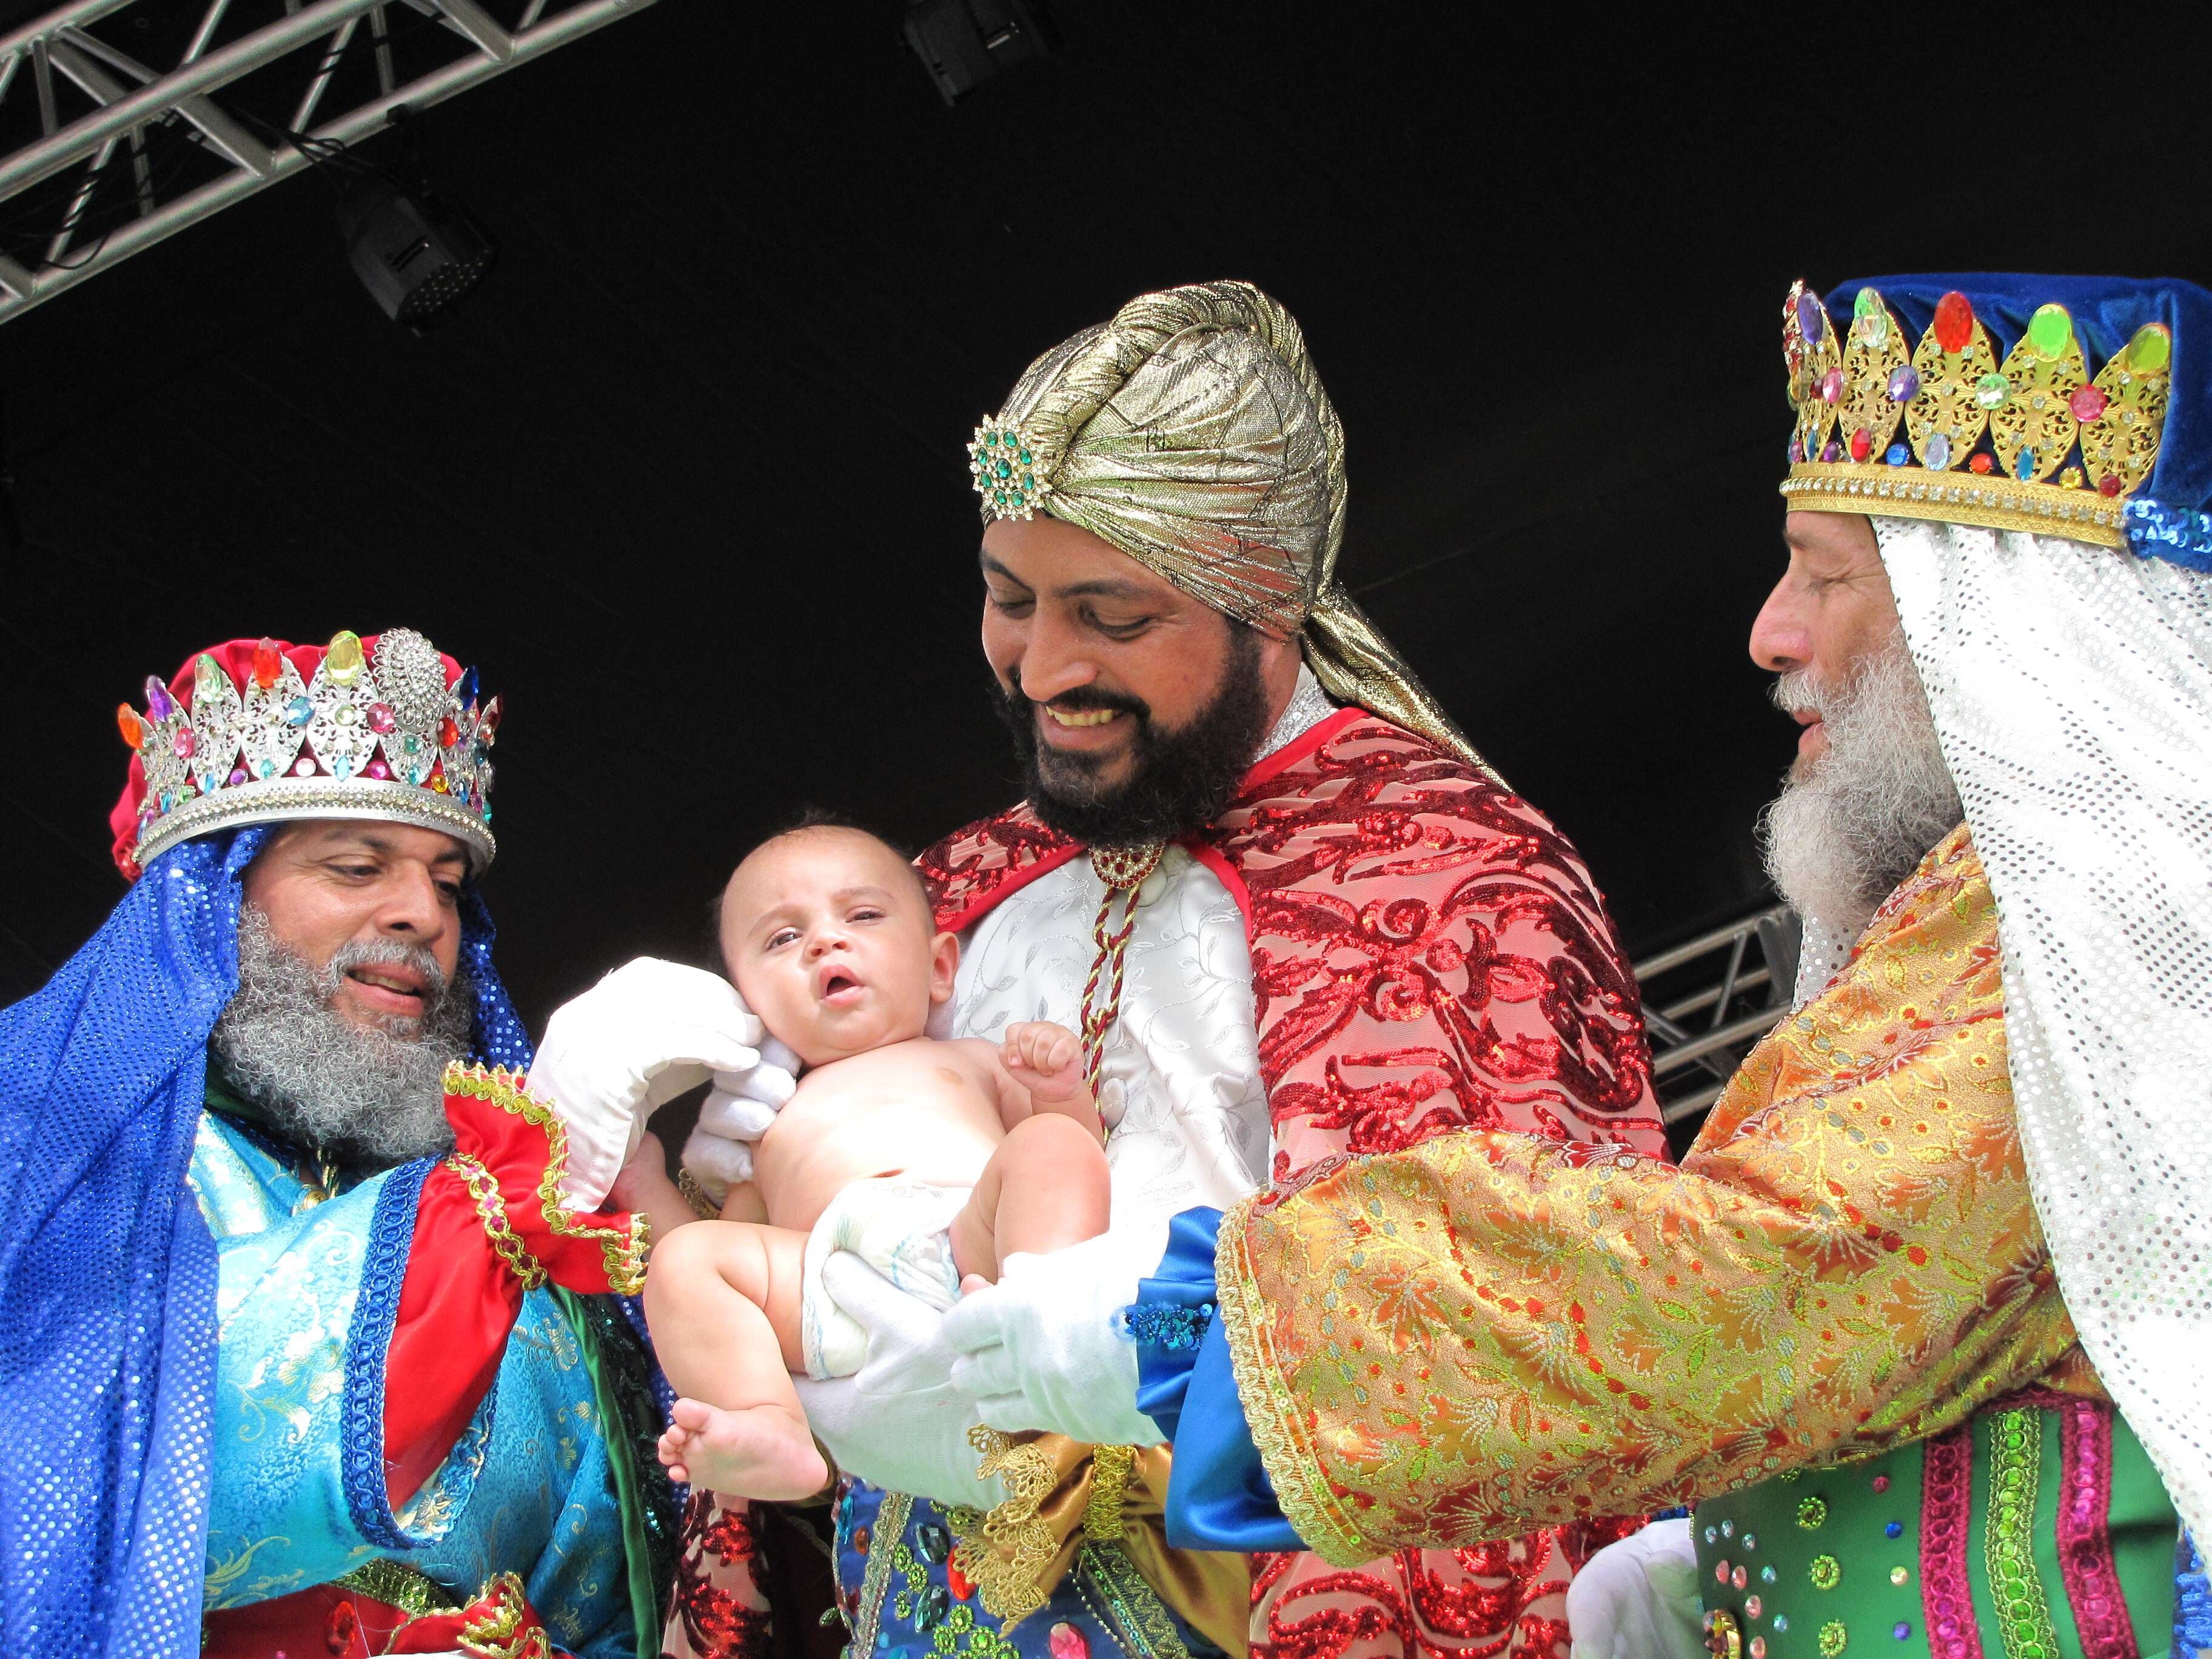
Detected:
left=2122, top=498, right=2212, bottom=571
left=1121, top=1301, right=1215, bottom=1350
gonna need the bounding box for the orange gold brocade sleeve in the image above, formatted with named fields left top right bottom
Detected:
left=1218, top=826, right=2086, bottom=1566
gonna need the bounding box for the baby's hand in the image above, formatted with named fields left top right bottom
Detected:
left=1002, top=1021, right=1085, bottom=1102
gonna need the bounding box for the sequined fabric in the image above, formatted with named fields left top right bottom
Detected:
left=1219, top=828, right=2089, bottom=1565
left=661, top=1492, right=774, bottom=1659
left=1874, top=516, right=2212, bottom=1547
left=982, top=281, right=1486, bottom=774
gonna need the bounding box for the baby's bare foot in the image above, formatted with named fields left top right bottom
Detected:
left=660, top=1396, right=828, bottom=1501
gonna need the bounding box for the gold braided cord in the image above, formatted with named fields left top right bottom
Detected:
left=676, top=1167, right=720, bottom=1221
left=442, top=1062, right=652, bottom=1296
left=981, top=280, right=1493, bottom=776
left=1077, top=843, right=1163, bottom=1097
left=447, top=1152, right=547, bottom=1291
left=952, top=1426, right=1061, bottom=1624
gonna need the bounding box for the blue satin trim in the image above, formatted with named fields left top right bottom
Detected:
left=1125, top=1206, right=1301, bottom=1552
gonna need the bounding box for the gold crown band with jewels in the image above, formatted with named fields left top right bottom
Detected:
left=968, top=419, right=1053, bottom=520
left=1778, top=281, right=2172, bottom=550
left=117, top=628, right=500, bottom=875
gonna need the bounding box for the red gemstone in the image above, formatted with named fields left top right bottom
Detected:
left=853, top=1525, right=871, bottom=1556
left=438, top=716, right=460, bottom=748
left=172, top=727, right=196, bottom=759
left=367, top=702, right=398, bottom=734
left=2099, top=473, right=2123, bottom=497
left=2070, top=386, right=2109, bottom=422
left=1933, top=291, right=1974, bottom=354
left=1872, top=1473, right=1891, bottom=1493
left=1048, top=1623, right=1090, bottom=1659
left=947, top=1563, right=974, bottom=1601
left=253, top=638, right=283, bottom=690
left=1849, top=426, right=1872, bottom=462
left=477, top=694, right=502, bottom=742
left=1968, top=452, right=1995, bottom=475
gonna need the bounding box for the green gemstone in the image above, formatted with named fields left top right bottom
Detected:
left=984, top=431, right=999, bottom=446
left=2124, top=324, right=2171, bottom=375
left=996, top=461, right=1011, bottom=478
left=1852, top=288, right=1888, bottom=347
left=1017, top=449, right=1033, bottom=464
left=1975, top=372, right=2011, bottom=410
left=1021, top=473, right=1034, bottom=488
left=2025, top=303, right=2073, bottom=361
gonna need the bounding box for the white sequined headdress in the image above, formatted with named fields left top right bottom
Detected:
left=1876, top=520, right=2212, bottom=1544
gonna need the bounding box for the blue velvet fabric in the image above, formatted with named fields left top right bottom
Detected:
left=0, top=825, right=531, bottom=1658
left=1128, top=1207, right=1301, bottom=1552
left=1822, top=273, right=2212, bottom=561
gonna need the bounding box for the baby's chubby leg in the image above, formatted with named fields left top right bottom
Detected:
left=642, top=1219, right=827, bottom=1500
left=950, top=1111, right=1112, bottom=1284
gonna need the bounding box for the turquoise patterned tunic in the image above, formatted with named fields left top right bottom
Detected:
left=188, top=1083, right=640, bottom=1657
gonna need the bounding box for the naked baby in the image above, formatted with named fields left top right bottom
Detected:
left=642, top=821, right=1111, bottom=1499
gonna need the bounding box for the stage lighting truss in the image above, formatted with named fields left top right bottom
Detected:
left=1632, top=903, right=1798, bottom=1128
left=0, top=0, right=655, bottom=326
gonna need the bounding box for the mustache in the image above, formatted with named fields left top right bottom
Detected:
left=318, top=935, right=452, bottom=1024
left=1004, top=671, right=1150, bottom=722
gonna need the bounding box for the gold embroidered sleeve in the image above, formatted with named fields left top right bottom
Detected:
left=1218, top=827, right=2082, bottom=1566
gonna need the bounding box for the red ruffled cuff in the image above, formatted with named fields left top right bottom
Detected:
left=381, top=1064, right=651, bottom=1506
left=441, top=1061, right=651, bottom=1296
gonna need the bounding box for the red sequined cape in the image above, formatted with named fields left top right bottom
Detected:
left=920, top=708, right=1665, bottom=1659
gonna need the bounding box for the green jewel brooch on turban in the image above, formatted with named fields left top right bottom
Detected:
left=967, top=419, right=1051, bottom=520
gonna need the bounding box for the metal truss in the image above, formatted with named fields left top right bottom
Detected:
left=0, top=0, right=657, bottom=325
left=1632, top=903, right=1798, bottom=1126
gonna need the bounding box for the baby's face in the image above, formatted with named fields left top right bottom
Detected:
left=719, top=828, right=956, bottom=1070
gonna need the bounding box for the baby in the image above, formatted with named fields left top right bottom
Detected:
left=641, top=822, right=1111, bottom=1499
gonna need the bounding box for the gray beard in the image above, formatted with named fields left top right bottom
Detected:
left=210, top=905, right=472, bottom=1168
left=1758, top=627, right=1963, bottom=947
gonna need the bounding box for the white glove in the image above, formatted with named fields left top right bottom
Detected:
left=1566, top=1518, right=1704, bottom=1659
left=527, top=958, right=791, bottom=1212
left=942, top=1216, right=1170, bottom=1446
left=793, top=1253, right=1005, bottom=1508
left=679, top=1039, right=802, bottom=1205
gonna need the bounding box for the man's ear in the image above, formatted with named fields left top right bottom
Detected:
left=928, top=930, right=960, bottom=1004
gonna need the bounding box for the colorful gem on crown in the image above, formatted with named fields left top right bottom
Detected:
left=967, top=419, right=1051, bottom=521
left=1778, top=280, right=2173, bottom=550
left=118, top=627, right=499, bottom=874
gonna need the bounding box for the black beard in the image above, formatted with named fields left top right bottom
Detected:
left=993, top=625, right=1273, bottom=848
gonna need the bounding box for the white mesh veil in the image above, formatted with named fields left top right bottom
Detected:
left=1874, top=514, right=2212, bottom=1543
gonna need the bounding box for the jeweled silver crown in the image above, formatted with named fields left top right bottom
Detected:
left=118, top=628, right=500, bottom=876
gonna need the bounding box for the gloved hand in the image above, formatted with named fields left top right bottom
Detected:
left=527, top=958, right=796, bottom=1212
left=941, top=1217, right=1170, bottom=1446
left=793, top=1253, right=1005, bottom=1509
left=679, top=1039, right=802, bottom=1204
left=1565, top=1517, right=1703, bottom=1659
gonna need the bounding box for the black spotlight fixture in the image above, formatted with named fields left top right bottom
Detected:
left=336, top=177, right=493, bottom=327
left=902, top=0, right=1059, bottom=105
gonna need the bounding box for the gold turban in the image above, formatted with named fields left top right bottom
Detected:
left=973, top=280, right=1493, bottom=776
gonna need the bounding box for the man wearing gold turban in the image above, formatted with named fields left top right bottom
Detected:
left=669, top=281, right=1664, bottom=1659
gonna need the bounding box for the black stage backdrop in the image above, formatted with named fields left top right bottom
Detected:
left=5, top=4, right=2210, bottom=1023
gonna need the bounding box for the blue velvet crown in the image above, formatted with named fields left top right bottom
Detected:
left=1780, top=273, right=2212, bottom=569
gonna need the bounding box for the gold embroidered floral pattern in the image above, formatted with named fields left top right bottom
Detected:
left=1219, top=828, right=2085, bottom=1564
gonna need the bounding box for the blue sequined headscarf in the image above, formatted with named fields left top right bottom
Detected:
left=0, top=826, right=531, bottom=1658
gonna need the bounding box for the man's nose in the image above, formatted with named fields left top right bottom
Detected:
left=1748, top=577, right=1810, bottom=674
left=378, top=865, right=446, bottom=938
left=1013, top=609, right=1097, bottom=704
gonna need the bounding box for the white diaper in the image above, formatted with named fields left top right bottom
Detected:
left=799, top=1178, right=972, bottom=1380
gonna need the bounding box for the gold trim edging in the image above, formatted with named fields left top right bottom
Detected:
left=1781, top=461, right=2126, bottom=549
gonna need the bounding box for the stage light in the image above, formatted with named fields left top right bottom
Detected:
left=902, top=0, right=1059, bottom=105
left=335, top=177, right=494, bottom=329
